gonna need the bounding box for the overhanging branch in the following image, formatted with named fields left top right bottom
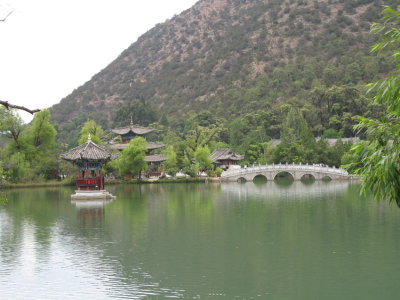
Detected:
left=0, top=100, right=40, bottom=114
left=0, top=10, right=13, bottom=22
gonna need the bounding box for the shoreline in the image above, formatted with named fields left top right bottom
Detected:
left=0, top=177, right=211, bottom=189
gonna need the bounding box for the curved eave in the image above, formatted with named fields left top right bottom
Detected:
left=111, top=126, right=154, bottom=136
left=145, top=154, right=167, bottom=162
left=60, top=141, right=117, bottom=162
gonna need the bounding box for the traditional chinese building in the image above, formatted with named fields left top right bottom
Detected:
left=110, top=120, right=167, bottom=176
left=61, top=135, right=116, bottom=198
left=210, top=148, right=244, bottom=170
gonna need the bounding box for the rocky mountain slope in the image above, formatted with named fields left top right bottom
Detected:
left=50, top=0, right=400, bottom=144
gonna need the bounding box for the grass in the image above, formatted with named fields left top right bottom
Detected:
left=0, top=179, right=74, bottom=189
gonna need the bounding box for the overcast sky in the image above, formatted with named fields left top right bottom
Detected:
left=0, top=0, right=198, bottom=122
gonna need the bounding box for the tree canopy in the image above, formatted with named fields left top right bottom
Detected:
left=349, top=6, right=400, bottom=205
left=78, top=120, right=104, bottom=145
left=116, top=137, right=148, bottom=178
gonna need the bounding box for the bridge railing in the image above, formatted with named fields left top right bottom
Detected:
left=221, top=163, right=349, bottom=178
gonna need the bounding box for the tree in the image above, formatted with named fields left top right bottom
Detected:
left=162, top=146, right=179, bottom=175
left=29, top=109, right=56, bottom=150
left=116, top=137, right=147, bottom=179
left=78, top=120, right=104, bottom=145
left=349, top=6, right=400, bottom=205
left=0, top=107, right=26, bottom=151
left=194, top=145, right=212, bottom=170
left=25, top=109, right=58, bottom=179
left=280, top=107, right=314, bottom=145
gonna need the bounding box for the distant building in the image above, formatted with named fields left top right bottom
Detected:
left=210, top=148, right=244, bottom=170
left=109, top=119, right=166, bottom=177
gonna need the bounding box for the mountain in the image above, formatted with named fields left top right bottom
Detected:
left=50, top=0, right=400, bottom=145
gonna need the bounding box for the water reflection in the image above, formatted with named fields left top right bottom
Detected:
left=220, top=180, right=353, bottom=202
left=2, top=183, right=400, bottom=300
left=71, top=199, right=114, bottom=227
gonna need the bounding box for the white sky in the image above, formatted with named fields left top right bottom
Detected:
left=0, top=0, right=198, bottom=122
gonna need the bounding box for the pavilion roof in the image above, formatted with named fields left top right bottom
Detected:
left=109, top=143, right=165, bottom=151
left=61, top=139, right=116, bottom=162
left=145, top=154, right=167, bottom=162
left=111, top=124, right=154, bottom=136
left=210, top=148, right=244, bottom=162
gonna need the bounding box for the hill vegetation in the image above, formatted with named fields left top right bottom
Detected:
left=49, top=0, right=400, bottom=159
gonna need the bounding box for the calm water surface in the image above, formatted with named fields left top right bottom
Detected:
left=0, top=181, right=400, bottom=299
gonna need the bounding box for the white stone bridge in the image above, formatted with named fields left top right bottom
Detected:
left=220, top=163, right=353, bottom=182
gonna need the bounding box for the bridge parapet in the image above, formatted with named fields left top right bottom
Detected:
left=221, top=163, right=351, bottom=181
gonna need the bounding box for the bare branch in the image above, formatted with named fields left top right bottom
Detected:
left=0, top=10, right=13, bottom=22
left=0, top=100, right=40, bottom=114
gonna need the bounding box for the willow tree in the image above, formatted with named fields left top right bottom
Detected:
left=350, top=6, right=400, bottom=205
left=117, top=137, right=147, bottom=179
left=78, top=120, right=104, bottom=145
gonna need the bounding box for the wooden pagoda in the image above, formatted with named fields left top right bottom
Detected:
left=61, top=135, right=116, bottom=199
left=109, top=119, right=167, bottom=177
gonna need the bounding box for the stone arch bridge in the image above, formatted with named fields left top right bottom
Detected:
left=220, top=163, right=353, bottom=182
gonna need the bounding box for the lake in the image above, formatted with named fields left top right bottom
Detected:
left=1, top=181, right=400, bottom=299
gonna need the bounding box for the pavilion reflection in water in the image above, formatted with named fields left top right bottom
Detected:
left=71, top=198, right=114, bottom=225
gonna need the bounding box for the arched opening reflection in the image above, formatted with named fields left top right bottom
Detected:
left=237, top=177, right=247, bottom=183
left=274, top=172, right=294, bottom=186
left=253, top=174, right=267, bottom=184
left=301, top=174, right=315, bottom=185
left=322, top=176, right=332, bottom=182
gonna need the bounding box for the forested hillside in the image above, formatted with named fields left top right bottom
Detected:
left=51, top=0, right=400, bottom=148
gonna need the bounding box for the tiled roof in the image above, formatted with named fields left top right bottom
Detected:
left=109, top=143, right=165, bottom=151
left=109, top=143, right=127, bottom=151
left=145, top=154, right=167, bottom=162
left=147, top=143, right=166, bottom=150
left=61, top=141, right=116, bottom=162
left=210, top=148, right=244, bottom=162
left=111, top=125, right=154, bottom=136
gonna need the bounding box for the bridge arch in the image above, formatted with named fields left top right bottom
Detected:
left=274, top=171, right=294, bottom=181
left=220, top=164, right=351, bottom=182
left=253, top=174, right=268, bottom=183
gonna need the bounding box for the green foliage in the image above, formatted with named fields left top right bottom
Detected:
left=215, top=167, right=223, bottom=177
left=349, top=6, right=400, bottom=205
left=39, top=0, right=400, bottom=182
left=0, top=108, right=26, bottom=151
left=243, top=142, right=269, bottom=165
left=51, top=0, right=397, bottom=147
left=5, top=152, right=35, bottom=183
left=194, top=145, right=212, bottom=170
left=187, top=162, right=200, bottom=178
left=78, top=120, right=104, bottom=145
left=281, top=107, right=314, bottom=145
left=116, top=137, right=148, bottom=178
left=273, top=143, right=307, bottom=164
left=162, top=146, right=179, bottom=175
left=113, top=99, right=158, bottom=128
left=0, top=109, right=60, bottom=183
left=30, top=110, right=57, bottom=149
left=322, top=128, right=343, bottom=138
